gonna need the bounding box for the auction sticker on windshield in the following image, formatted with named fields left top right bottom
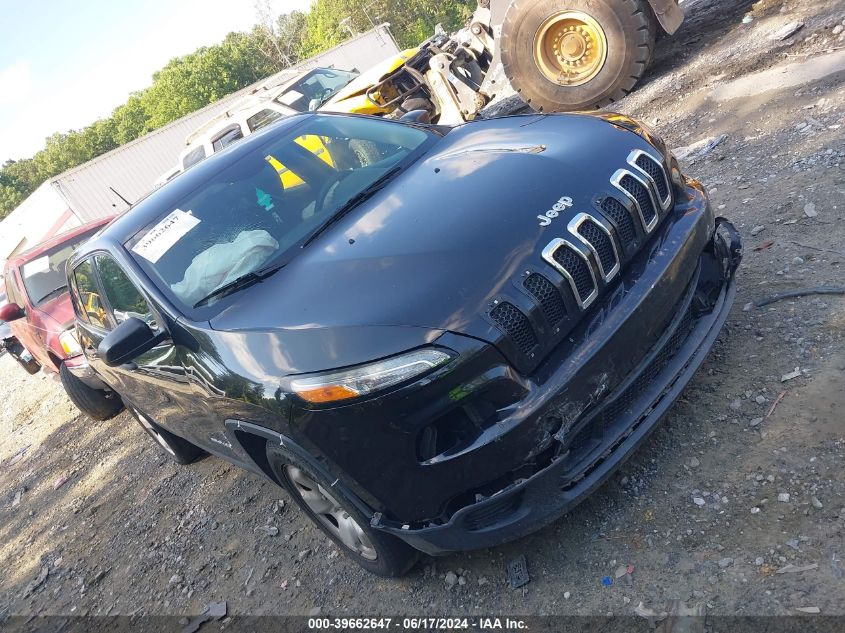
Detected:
left=132, top=209, right=200, bottom=263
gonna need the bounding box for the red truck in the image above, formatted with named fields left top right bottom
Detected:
left=0, top=217, right=123, bottom=420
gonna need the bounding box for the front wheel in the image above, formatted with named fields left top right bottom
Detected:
left=127, top=405, right=206, bottom=465
left=501, top=0, right=657, bottom=111
left=266, top=444, right=419, bottom=577
left=60, top=362, right=124, bottom=421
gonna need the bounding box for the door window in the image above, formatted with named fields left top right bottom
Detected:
left=72, top=260, right=110, bottom=329
left=94, top=255, right=154, bottom=327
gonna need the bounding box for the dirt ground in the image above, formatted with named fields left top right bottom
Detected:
left=2, top=0, right=845, bottom=623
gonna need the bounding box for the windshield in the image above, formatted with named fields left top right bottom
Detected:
left=20, top=227, right=103, bottom=306
left=275, top=68, right=359, bottom=112
left=127, top=115, right=432, bottom=316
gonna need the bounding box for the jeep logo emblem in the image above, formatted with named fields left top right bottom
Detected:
left=538, top=196, right=574, bottom=226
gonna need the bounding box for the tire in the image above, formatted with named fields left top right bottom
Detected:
left=126, top=405, right=206, bottom=465
left=59, top=362, right=124, bottom=421
left=266, top=444, right=419, bottom=577
left=501, top=0, right=657, bottom=112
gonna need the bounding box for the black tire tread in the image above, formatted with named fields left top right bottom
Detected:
left=501, top=0, right=657, bottom=111
left=59, top=362, right=124, bottom=421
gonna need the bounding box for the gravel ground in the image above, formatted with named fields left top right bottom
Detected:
left=1, top=0, right=845, bottom=622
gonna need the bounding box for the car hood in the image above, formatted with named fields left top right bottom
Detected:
left=35, top=293, right=75, bottom=332
left=210, top=114, right=653, bottom=345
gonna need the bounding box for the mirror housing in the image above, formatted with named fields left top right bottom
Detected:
left=98, top=317, right=165, bottom=367
left=0, top=302, right=24, bottom=323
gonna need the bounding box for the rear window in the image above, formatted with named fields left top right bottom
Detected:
left=127, top=115, right=432, bottom=317
left=20, top=227, right=102, bottom=306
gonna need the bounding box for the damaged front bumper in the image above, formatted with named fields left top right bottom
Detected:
left=373, top=196, right=742, bottom=555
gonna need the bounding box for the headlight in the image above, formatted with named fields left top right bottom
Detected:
left=59, top=328, right=82, bottom=357
left=289, top=349, right=451, bottom=404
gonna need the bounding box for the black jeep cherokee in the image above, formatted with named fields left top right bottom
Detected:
left=66, top=112, right=741, bottom=576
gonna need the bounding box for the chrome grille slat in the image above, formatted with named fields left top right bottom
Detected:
left=542, top=238, right=598, bottom=309
left=628, top=149, right=672, bottom=210
left=570, top=213, right=620, bottom=282
left=611, top=169, right=659, bottom=233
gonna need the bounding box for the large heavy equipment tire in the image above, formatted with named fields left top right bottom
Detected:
left=501, top=0, right=657, bottom=111
left=59, top=362, right=124, bottom=421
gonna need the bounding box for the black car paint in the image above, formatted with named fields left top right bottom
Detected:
left=68, top=112, right=740, bottom=554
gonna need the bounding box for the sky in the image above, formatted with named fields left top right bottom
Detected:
left=0, top=0, right=312, bottom=164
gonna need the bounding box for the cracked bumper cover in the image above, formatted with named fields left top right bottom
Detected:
left=372, top=198, right=742, bottom=555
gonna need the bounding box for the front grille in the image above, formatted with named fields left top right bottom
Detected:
left=577, top=219, right=617, bottom=278
left=490, top=301, right=538, bottom=356
left=620, top=175, right=657, bottom=226
left=636, top=154, right=669, bottom=202
left=600, top=197, right=637, bottom=246
left=551, top=244, right=595, bottom=304
left=524, top=273, right=566, bottom=328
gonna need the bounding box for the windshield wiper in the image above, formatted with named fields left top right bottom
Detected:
left=37, top=285, right=68, bottom=304
left=193, top=264, right=285, bottom=308
left=302, top=165, right=402, bottom=249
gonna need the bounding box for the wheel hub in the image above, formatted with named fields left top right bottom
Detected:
left=534, top=11, right=608, bottom=87
left=285, top=465, right=378, bottom=561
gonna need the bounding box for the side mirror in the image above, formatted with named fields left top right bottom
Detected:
left=399, top=109, right=431, bottom=124
left=98, top=317, right=165, bottom=367
left=0, top=302, right=24, bottom=323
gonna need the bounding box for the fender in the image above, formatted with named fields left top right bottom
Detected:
left=647, top=0, right=685, bottom=34
left=224, top=420, right=377, bottom=520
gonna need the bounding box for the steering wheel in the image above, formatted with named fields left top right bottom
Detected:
left=312, top=170, right=351, bottom=216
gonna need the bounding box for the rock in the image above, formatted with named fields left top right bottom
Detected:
left=751, top=507, right=761, bottom=514
left=796, top=607, right=820, bottom=614
left=786, top=539, right=800, bottom=550
left=564, top=591, right=571, bottom=599
left=755, top=395, right=767, bottom=405
left=781, top=367, right=802, bottom=382
left=755, top=557, right=764, bottom=566
left=477, top=576, right=489, bottom=586
left=615, top=565, right=629, bottom=579
left=718, top=557, right=734, bottom=569
left=689, top=457, right=701, bottom=468
left=22, top=566, right=49, bottom=598
left=298, top=549, right=310, bottom=560
left=833, top=25, right=844, bottom=36
left=771, top=21, right=804, bottom=40
left=12, top=490, right=22, bottom=507
left=749, top=418, right=764, bottom=428
left=730, top=399, right=742, bottom=411
left=778, top=493, right=791, bottom=503
left=169, top=574, right=182, bottom=585
left=693, top=497, right=706, bottom=507
left=803, top=203, right=817, bottom=218
left=750, top=225, right=766, bottom=236
left=811, top=496, right=823, bottom=509
left=308, top=607, right=322, bottom=616
left=792, top=257, right=804, bottom=266
left=445, top=571, right=458, bottom=589
left=458, top=576, right=467, bottom=586
left=776, top=563, right=818, bottom=574
left=259, top=526, right=279, bottom=537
